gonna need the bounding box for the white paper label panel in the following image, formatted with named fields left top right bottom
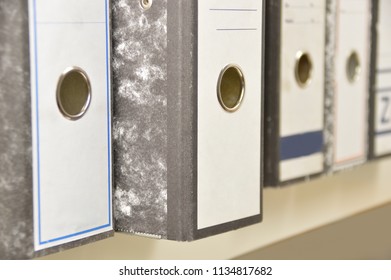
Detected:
left=375, top=0, right=391, bottom=156
left=279, top=0, right=326, bottom=182
left=28, top=0, right=112, bottom=251
left=333, top=0, right=370, bottom=168
left=197, top=0, right=262, bottom=229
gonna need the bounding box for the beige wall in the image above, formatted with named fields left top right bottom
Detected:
left=237, top=203, right=391, bottom=260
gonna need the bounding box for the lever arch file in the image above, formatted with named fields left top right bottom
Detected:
left=264, top=0, right=326, bottom=186
left=370, top=0, right=391, bottom=158
left=0, top=0, right=113, bottom=259
left=328, top=0, right=371, bottom=171
left=113, top=0, right=263, bottom=240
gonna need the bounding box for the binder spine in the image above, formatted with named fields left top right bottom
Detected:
left=325, top=0, right=337, bottom=173
left=166, top=0, right=198, bottom=241
left=0, top=0, right=34, bottom=260
left=368, top=0, right=379, bottom=159
left=264, top=0, right=282, bottom=187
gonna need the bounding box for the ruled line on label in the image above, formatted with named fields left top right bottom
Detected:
left=377, top=68, right=391, bottom=74
left=216, top=28, right=258, bottom=31
left=285, top=19, right=322, bottom=25
left=376, top=129, right=391, bottom=136
left=284, top=3, right=323, bottom=9
left=37, top=21, right=105, bottom=25
left=340, top=9, right=366, bottom=15
left=377, top=87, right=391, bottom=93
left=209, top=8, right=258, bottom=12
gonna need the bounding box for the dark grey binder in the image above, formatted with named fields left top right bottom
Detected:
left=369, top=0, right=391, bottom=160
left=113, top=0, right=264, bottom=241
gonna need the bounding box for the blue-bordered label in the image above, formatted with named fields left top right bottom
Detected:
left=29, top=0, right=112, bottom=251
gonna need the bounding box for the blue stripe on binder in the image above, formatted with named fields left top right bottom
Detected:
left=280, top=131, right=323, bottom=161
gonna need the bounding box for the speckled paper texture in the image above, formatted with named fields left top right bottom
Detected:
left=0, top=0, right=113, bottom=259
left=112, top=0, right=168, bottom=238
left=324, top=0, right=337, bottom=174
left=0, top=0, right=34, bottom=260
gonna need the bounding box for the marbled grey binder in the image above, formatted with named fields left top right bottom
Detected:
left=112, top=0, right=263, bottom=241
left=0, top=0, right=113, bottom=260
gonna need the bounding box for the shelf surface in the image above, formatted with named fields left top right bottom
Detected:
left=40, top=158, right=391, bottom=259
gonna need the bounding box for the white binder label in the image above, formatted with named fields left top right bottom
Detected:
left=197, top=0, right=262, bottom=229
left=333, top=0, right=370, bottom=168
left=375, top=0, right=391, bottom=156
left=28, top=0, right=112, bottom=250
left=279, top=0, right=326, bottom=181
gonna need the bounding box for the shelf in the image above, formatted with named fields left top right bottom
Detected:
left=39, top=158, right=391, bottom=260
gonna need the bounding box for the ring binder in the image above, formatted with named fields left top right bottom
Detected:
left=0, top=0, right=113, bottom=259
left=264, top=0, right=327, bottom=186
left=112, top=0, right=264, bottom=240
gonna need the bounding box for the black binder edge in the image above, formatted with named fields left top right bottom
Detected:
left=368, top=0, right=380, bottom=160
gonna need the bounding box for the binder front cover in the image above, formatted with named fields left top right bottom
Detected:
left=0, top=0, right=113, bottom=259
left=373, top=0, right=391, bottom=157
left=28, top=0, right=113, bottom=252
left=332, top=0, right=371, bottom=170
left=197, top=0, right=262, bottom=234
